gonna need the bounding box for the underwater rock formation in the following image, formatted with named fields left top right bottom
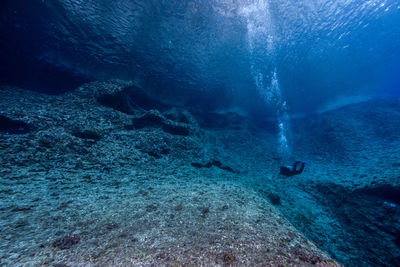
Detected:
left=0, top=82, right=340, bottom=266
left=268, top=193, right=282, bottom=206
left=191, top=159, right=236, bottom=173
left=307, top=182, right=400, bottom=266
left=71, top=129, right=102, bottom=141
left=131, top=108, right=199, bottom=136
left=97, top=84, right=172, bottom=115
left=269, top=98, right=400, bottom=267
left=0, top=114, right=33, bottom=134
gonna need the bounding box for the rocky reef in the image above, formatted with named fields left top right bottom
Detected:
left=1, top=80, right=399, bottom=266
left=0, top=81, right=340, bottom=266
left=264, top=99, right=400, bottom=266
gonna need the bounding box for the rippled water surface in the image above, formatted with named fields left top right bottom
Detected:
left=1, top=0, right=400, bottom=113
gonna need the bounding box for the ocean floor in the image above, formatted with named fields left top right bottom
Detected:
left=269, top=99, right=400, bottom=266
left=1, top=81, right=399, bottom=266
left=0, top=82, right=340, bottom=267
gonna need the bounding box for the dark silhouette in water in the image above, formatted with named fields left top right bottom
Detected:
left=279, top=161, right=306, bottom=177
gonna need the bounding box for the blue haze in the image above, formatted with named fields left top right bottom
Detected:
left=1, top=0, right=399, bottom=115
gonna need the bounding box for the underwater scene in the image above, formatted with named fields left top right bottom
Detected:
left=1, top=0, right=400, bottom=266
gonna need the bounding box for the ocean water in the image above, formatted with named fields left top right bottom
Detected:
left=1, top=1, right=400, bottom=266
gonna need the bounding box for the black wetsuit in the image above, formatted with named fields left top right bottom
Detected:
left=279, top=161, right=305, bottom=177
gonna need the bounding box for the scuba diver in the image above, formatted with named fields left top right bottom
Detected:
left=279, top=161, right=308, bottom=177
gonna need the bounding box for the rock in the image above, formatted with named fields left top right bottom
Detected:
left=191, top=162, right=204, bottom=168
left=174, top=204, right=183, bottom=211
left=130, top=108, right=198, bottom=136
left=162, top=121, right=190, bottom=136
left=138, top=190, right=148, bottom=196
left=147, top=149, right=162, bottom=159
left=221, top=205, right=229, bottom=211
left=38, top=134, right=57, bottom=148
left=71, top=129, right=102, bottom=141
left=74, top=80, right=134, bottom=99
left=315, top=260, right=343, bottom=267
left=105, top=222, right=119, bottom=231
left=0, top=114, right=33, bottom=134
left=163, top=107, right=198, bottom=125
left=211, top=159, right=235, bottom=173
left=268, top=193, right=281, bottom=205
left=191, top=159, right=235, bottom=173
left=146, top=204, right=157, bottom=212
left=292, top=244, right=322, bottom=264
left=200, top=207, right=210, bottom=218
left=223, top=253, right=235, bottom=265
left=132, top=110, right=165, bottom=129
left=14, top=219, right=29, bottom=228
left=97, top=84, right=171, bottom=114
left=58, top=200, right=73, bottom=209
left=160, top=148, right=170, bottom=155
left=52, top=235, right=80, bottom=250
left=11, top=205, right=33, bottom=212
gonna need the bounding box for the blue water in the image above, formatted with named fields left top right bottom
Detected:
left=1, top=0, right=400, bottom=266
left=2, top=1, right=400, bottom=110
